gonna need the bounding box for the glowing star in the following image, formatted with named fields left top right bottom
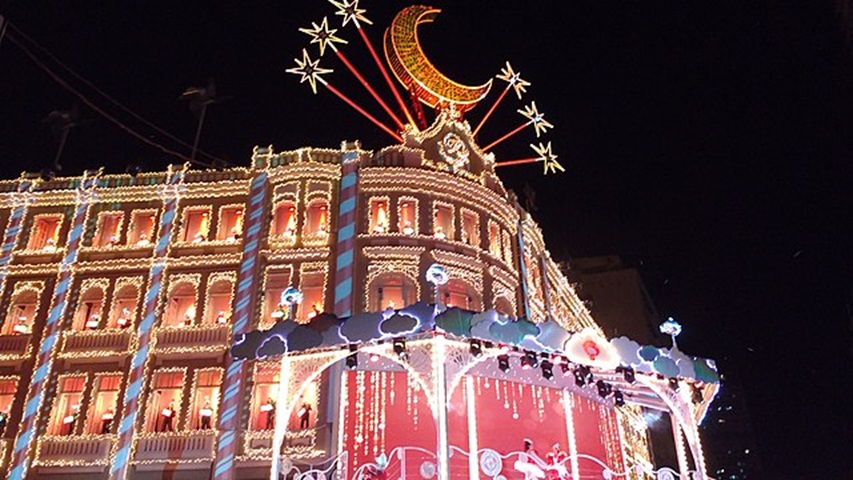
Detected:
left=329, top=0, right=373, bottom=28
left=518, top=101, right=554, bottom=137
left=286, top=49, right=333, bottom=94
left=299, top=17, right=348, bottom=57
left=496, top=62, right=531, bottom=99
left=531, top=142, right=564, bottom=175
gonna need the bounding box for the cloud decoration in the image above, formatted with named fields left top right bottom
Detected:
left=435, top=307, right=473, bottom=336
left=469, top=310, right=499, bottom=340
left=287, top=325, right=324, bottom=351
left=611, top=337, right=642, bottom=366
left=488, top=317, right=540, bottom=344
left=380, top=313, right=419, bottom=335
left=399, top=302, right=436, bottom=331
left=340, top=311, right=385, bottom=342
left=669, top=349, right=696, bottom=378
left=534, top=319, right=572, bottom=352
left=638, top=345, right=660, bottom=363
left=306, top=312, right=340, bottom=332
left=653, top=356, right=679, bottom=377
left=257, top=335, right=287, bottom=358
left=692, top=358, right=720, bottom=383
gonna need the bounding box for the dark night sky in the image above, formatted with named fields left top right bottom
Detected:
left=1, top=1, right=852, bottom=477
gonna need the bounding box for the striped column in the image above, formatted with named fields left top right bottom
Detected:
left=333, top=149, right=360, bottom=317
left=7, top=172, right=99, bottom=480
left=212, top=170, right=269, bottom=480
left=108, top=165, right=185, bottom=480
left=516, top=218, right=532, bottom=320
left=0, top=177, right=36, bottom=296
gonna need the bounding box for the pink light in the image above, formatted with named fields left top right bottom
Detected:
left=482, top=120, right=530, bottom=152
left=473, top=85, right=509, bottom=137
left=335, top=49, right=405, bottom=130
left=494, top=157, right=539, bottom=168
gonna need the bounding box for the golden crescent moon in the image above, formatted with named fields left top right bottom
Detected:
left=384, top=5, right=492, bottom=113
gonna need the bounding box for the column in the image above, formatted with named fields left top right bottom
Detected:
left=7, top=170, right=100, bottom=480
left=516, top=218, right=531, bottom=320
left=0, top=175, right=37, bottom=291
left=333, top=145, right=361, bottom=317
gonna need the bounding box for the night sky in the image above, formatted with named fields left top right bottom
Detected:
left=1, top=1, right=852, bottom=477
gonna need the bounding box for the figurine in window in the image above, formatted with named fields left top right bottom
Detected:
left=307, top=302, right=322, bottom=320
left=192, top=231, right=206, bottom=243
left=261, top=397, right=275, bottom=430
left=216, top=311, right=229, bottom=325
left=160, top=401, right=175, bottom=432
left=101, top=408, right=115, bottom=434
left=108, top=234, right=120, bottom=246
left=117, top=307, right=132, bottom=328
left=199, top=398, right=213, bottom=430
left=182, top=305, right=196, bottom=327
left=434, top=225, right=446, bottom=240
left=62, top=405, right=80, bottom=436
left=43, top=237, right=57, bottom=252
left=12, top=315, right=29, bottom=334
left=402, top=221, right=414, bottom=235
left=0, top=409, right=8, bottom=436
left=270, top=304, right=287, bottom=321
left=298, top=403, right=312, bottom=429
left=136, top=233, right=150, bottom=246
left=85, top=314, right=101, bottom=330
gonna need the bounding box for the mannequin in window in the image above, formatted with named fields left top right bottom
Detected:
left=216, top=311, right=229, bottom=325
left=117, top=308, right=132, bottom=328
left=43, top=237, right=57, bottom=252
left=261, top=397, right=275, bottom=430
left=62, top=405, right=80, bottom=436
left=136, top=233, right=150, bottom=246
left=308, top=302, right=322, bottom=320
left=160, top=400, right=175, bottom=432
left=85, top=314, right=101, bottom=330
left=12, top=313, right=29, bottom=334
left=199, top=398, right=213, bottom=429
left=298, top=403, right=312, bottom=429
left=101, top=408, right=115, bottom=434
left=182, top=305, right=196, bottom=327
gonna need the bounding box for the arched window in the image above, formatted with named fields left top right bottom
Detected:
left=163, top=282, right=197, bottom=327
left=488, top=221, right=501, bottom=257
left=304, top=200, right=329, bottom=239
left=442, top=279, right=481, bottom=311
left=73, top=286, right=105, bottom=331
left=398, top=198, right=417, bottom=235
left=369, top=198, right=390, bottom=234
left=494, top=296, right=514, bottom=317
left=369, top=273, right=417, bottom=311
left=3, top=289, right=38, bottom=335
left=204, top=279, right=233, bottom=325
left=108, top=284, right=139, bottom=329
left=272, top=201, right=297, bottom=239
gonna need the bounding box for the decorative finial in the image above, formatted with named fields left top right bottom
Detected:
left=496, top=62, right=531, bottom=99
left=285, top=49, right=333, bottom=94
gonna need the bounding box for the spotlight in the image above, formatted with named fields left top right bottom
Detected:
left=668, top=378, right=680, bottom=392
left=520, top=351, right=537, bottom=370
left=469, top=340, right=483, bottom=357
left=691, top=384, right=704, bottom=404
left=596, top=380, right=612, bottom=398
left=614, top=390, right=625, bottom=407
left=540, top=360, right=554, bottom=380
left=573, top=365, right=593, bottom=387
left=497, top=354, right=511, bottom=372
left=560, top=363, right=571, bottom=376
left=393, top=338, right=407, bottom=360
left=346, top=345, right=358, bottom=369
left=617, top=366, right=636, bottom=384
left=483, top=341, right=494, bottom=349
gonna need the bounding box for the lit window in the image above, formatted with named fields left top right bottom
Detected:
left=299, top=272, right=325, bottom=322
left=28, top=214, right=63, bottom=251
left=3, top=289, right=38, bottom=335
left=461, top=210, right=479, bottom=247
left=398, top=199, right=417, bottom=235
left=273, top=201, right=298, bottom=239
left=189, top=370, right=222, bottom=430
left=49, top=376, right=86, bottom=436
left=72, top=286, right=105, bottom=331
left=489, top=221, right=501, bottom=257
left=163, top=282, right=197, bottom=327
left=289, top=377, right=319, bottom=431
left=204, top=279, right=233, bottom=325
left=250, top=365, right=279, bottom=430
left=127, top=210, right=156, bottom=246
left=108, top=284, right=138, bottom=329
left=217, top=206, right=244, bottom=242
left=304, top=200, right=329, bottom=238
left=147, top=370, right=184, bottom=432
left=264, top=272, right=292, bottom=324
left=182, top=208, right=211, bottom=243
left=85, top=375, right=121, bottom=434
left=502, top=230, right=514, bottom=264
left=433, top=204, right=453, bottom=240
left=0, top=378, right=18, bottom=434
left=369, top=198, right=390, bottom=234
left=370, top=274, right=417, bottom=310
left=443, top=279, right=481, bottom=311
left=93, top=212, right=123, bottom=247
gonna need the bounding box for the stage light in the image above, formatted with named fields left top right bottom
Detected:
left=497, top=354, right=511, bottom=372
left=393, top=338, right=407, bottom=360
left=346, top=344, right=358, bottom=369
left=573, top=365, right=593, bottom=387
left=596, top=380, right=612, bottom=398
left=614, top=390, right=625, bottom=407
left=520, top=351, right=538, bottom=370
left=691, top=384, right=704, bottom=404
left=668, top=377, right=680, bottom=392
left=560, top=363, right=571, bottom=376
left=483, top=341, right=494, bottom=349
left=540, top=360, right=554, bottom=380
left=617, top=365, right=636, bottom=384
left=469, top=340, right=483, bottom=357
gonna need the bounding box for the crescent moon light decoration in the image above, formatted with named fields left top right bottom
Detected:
left=384, top=5, right=492, bottom=114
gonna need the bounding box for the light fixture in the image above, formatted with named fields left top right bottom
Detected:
left=614, top=390, right=625, bottom=407
left=574, top=365, right=592, bottom=387
left=469, top=340, right=483, bottom=357
left=616, top=365, right=636, bottom=384
left=691, top=384, right=703, bottom=403
left=497, top=354, right=510, bottom=372
left=346, top=344, right=358, bottom=369
left=540, top=360, right=554, bottom=380
left=596, top=380, right=612, bottom=398
left=392, top=338, right=407, bottom=360
left=668, top=377, right=680, bottom=392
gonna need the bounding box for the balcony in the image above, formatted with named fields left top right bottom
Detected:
left=133, top=431, right=216, bottom=465
left=0, top=334, right=31, bottom=363
left=35, top=435, right=114, bottom=467
left=240, top=425, right=328, bottom=461
left=59, top=330, right=132, bottom=361
left=152, top=324, right=230, bottom=359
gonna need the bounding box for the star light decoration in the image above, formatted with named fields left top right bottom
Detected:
left=518, top=101, right=554, bottom=138
left=530, top=141, right=564, bottom=175
left=496, top=62, right=531, bottom=99
left=299, top=17, right=348, bottom=57
left=286, top=49, right=333, bottom=94
left=329, top=0, right=373, bottom=28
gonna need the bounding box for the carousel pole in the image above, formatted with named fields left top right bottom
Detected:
left=270, top=288, right=301, bottom=480
left=425, top=264, right=450, bottom=480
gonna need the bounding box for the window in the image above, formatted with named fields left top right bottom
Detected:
left=369, top=198, right=390, bottom=234
left=163, top=282, right=197, bottom=327
left=273, top=201, right=297, bottom=239
left=489, top=221, right=501, bottom=257
left=433, top=204, right=453, bottom=240
left=85, top=375, right=121, bottom=434
left=217, top=206, right=244, bottom=242
left=182, top=207, right=211, bottom=243
left=0, top=378, right=18, bottom=434
left=250, top=365, right=279, bottom=431
left=189, top=369, right=222, bottom=430
left=299, top=271, right=325, bottom=322
left=370, top=273, right=417, bottom=311
left=204, top=279, right=233, bottom=325
left=304, top=200, right=329, bottom=238
left=72, top=286, right=105, bottom=331
left=146, top=370, right=184, bottom=432
left=264, top=271, right=292, bottom=325
left=3, top=289, right=38, bottom=335
left=289, top=377, right=319, bottom=431
left=28, top=214, right=62, bottom=251
left=398, top=198, right=417, bottom=235
left=443, top=279, right=481, bottom=311
left=461, top=209, right=480, bottom=247
left=108, top=284, right=138, bottom=329
left=127, top=210, right=156, bottom=246
left=93, top=212, right=123, bottom=247
left=49, top=376, right=86, bottom=435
